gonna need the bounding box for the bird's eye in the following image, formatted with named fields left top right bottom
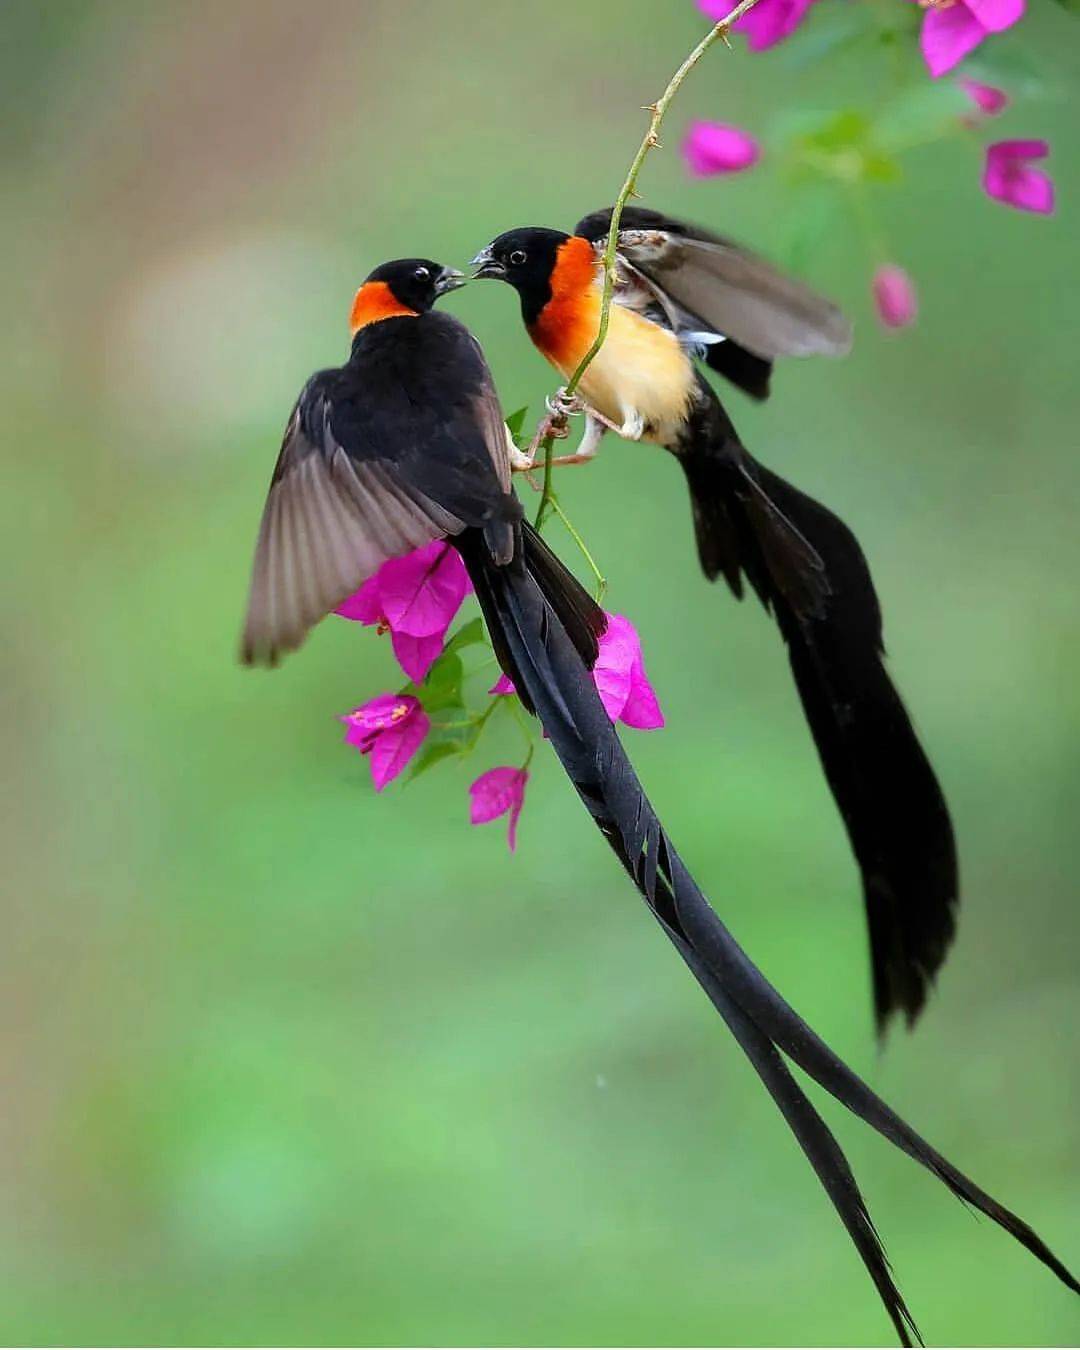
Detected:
left=413, top=265, right=431, bottom=280
left=509, top=250, right=527, bottom=266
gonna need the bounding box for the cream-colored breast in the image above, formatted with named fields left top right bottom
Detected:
left=569, top=303, right=696, bottom=446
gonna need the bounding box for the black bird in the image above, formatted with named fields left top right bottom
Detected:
left=240, top=257, right=1077, bottom=1346
left=471, top=216, right=957, bottom=1037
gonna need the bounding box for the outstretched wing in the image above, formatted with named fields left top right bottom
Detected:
left=575, top=206, right=852, bottom=362
left=242, top=311, right=519, bottom=667
left=241, top=377, right=466, bottom=666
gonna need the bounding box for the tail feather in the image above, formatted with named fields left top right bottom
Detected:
left=677, top=386, right=958, bottom=1036
left=455, top=529, right=1079, bottom=1341
left=675, top=938, right=922, bottom=1349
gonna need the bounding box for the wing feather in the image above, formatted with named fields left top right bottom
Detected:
left=623, top=230, right=852, bottom=359
left=241, top=394, right=465, bottom=666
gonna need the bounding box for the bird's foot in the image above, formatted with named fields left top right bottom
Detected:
left=546, top=387, right=586, bottom=419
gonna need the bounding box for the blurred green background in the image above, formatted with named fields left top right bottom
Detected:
left=3, top=0, right=1078, bottom=1345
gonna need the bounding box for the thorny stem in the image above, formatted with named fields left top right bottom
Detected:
left=531, top=0, right=765, bottom=533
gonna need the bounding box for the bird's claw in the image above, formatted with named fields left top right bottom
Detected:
left=546, top=387, right=586, bottom=419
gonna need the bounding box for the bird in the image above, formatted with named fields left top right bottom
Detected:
left=471, top=214, right=958, bottom=1038
left=239, top=257, right=1077, bottom=1346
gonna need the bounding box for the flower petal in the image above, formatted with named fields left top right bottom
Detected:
left=983, top=140, right=1054, bottom=214
left=958, top=77, right=1009, bottom=115
left=985, top=163, right=1055, bottom=213
left=469, top=766, right=529, bottom=851
left=391, top=630, right=444, bottom=683
left=683, top=120, right=760, bottom=178
left=469, top=766, right=521, bottom=824
left=623, top=648, right=665, bottom=730
left=341, top=692, right=421, bottom=737
left=506, top=779, right=527, bottom=852
left=489, top=673, right=516, bottom=696
left=378, top=542, right=471, bottom=637
left=872, top=265, right=918, bottom=329
left=964, top=0, right=1024, bottom=33
left=986, top=137, right=1049, bottom=165
left=920, top=4, right=986, bottom=77
left=593, top=614, right=665, bottom=730
left=703, top=0, right=816, bottom=52
left=369, top=706, right=430, bottom=790
left=335, top=573, right=384, bottom=624
left=592, top=613, right=638, bottom=721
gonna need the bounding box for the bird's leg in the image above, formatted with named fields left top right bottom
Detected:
left=581, top=404, right=645, bottom=442
left=541, top=412, right=606, bottom=468
left=512, top=386, right=587, bottom=473
left=616, top=406, right=645, bottom=441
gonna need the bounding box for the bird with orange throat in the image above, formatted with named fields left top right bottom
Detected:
left=240, top=256, right=1077, bottom=1347
left=472, top=209, right=957, bottom=1044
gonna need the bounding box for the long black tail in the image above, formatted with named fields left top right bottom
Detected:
left=676, top=383, right=958, bottom=1036
left=457, top=522, right=1078, bottom=1345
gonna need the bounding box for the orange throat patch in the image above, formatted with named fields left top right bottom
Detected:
left=349, top=281, right=417, bottom=334
left=527, top=236, right=601, bottom=373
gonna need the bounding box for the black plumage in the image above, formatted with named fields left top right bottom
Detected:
left=477, top=219, right=958, bottom=1036
left=241, top=261, right=1077, bottom=1344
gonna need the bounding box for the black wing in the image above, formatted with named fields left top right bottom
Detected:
left=241, top=314, right=515, bottom=666
left=576, top=206, right=851, bottom=379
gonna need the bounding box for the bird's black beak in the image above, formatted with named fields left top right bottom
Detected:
left=469, top=246, right=506, bottom=281
left=434, top=266, right=467, bottom=297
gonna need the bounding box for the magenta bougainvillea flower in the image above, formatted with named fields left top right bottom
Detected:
left=917, top=0, right=1024, bottom=79
left=469, top=766, right=529, bottom=852
left=336, top=541, right=472, bottom=682
left=341, top=693, right=430, bottom=790
left=683, top=120, right=760, bottom=177
left=592, top=614, right=665, bottom=729
left=700, top=0, right=816, bottom=51
left=958, top=77, right=1009, bottom=116
left=872, top=265, right=918, bottom=329
left=491, top=613, right=664, bottom=731
left=983, top=139, right=1055, bottom=214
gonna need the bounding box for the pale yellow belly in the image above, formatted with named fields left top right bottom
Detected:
left=555, top=303, right=696, bottom=447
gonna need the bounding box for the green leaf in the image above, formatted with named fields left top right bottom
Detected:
left=419, top=650, right=465, bottom=715
left=504, top=406, right=529, bottom=445
left=1049, top=0, right=1080, bottom=14
left=405, top=732, right=470, bottom=783
left=443, top=616, right=487, bottom=656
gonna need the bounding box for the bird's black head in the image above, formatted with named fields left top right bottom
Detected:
left=367, top=258, right=466, bottom=309
left=470, top=227, right=573, bottom=324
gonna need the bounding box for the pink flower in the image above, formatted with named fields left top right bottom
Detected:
left=872, top=265, right=918, bottom=329
left=341, top=693, right=430, bottom=791
left=490, top=613, right=664, bottom=731
left=469, top=766, right=529, bottom=852
left=592, top=614, right=665, bottom=729
left=683, top=121, right=760, bottom=178
left=982, top=139, right=1055, bottom=214
left=917, top=0, right=1024, bottom=79
left=700, top=0, right=816, bottom=52
left=336, top=541, right=472, bottom=682
left=390, top=631, right=446, bottom=683
left=958, top=77, right=1009, bottom=116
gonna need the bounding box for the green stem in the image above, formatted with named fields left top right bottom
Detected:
left=548, top=496, right=607, bottom=601
left=506, top=697, right=538, bottom=761
left=534, top=435, right=557, bottom=530
left=530, top=0, right=765, bottom=534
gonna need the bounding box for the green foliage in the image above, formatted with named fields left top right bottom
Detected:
left=2, top=1, right=1078, bottom=1346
